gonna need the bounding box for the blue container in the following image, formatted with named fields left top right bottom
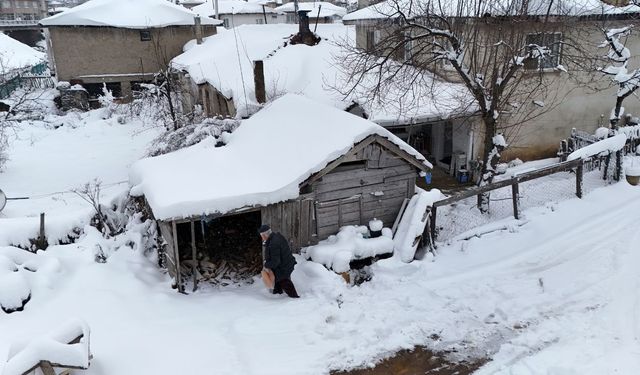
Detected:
left=458, top=169, right=470, bottom=184
left=424, top=172, right=432, bottom=184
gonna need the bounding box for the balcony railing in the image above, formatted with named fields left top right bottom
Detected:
left=0, top=19, right=41, bottom=26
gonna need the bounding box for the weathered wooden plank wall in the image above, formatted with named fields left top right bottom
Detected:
left=157, top=221, right=178, bottom=279
left=312, top=143, right=418, bottom=240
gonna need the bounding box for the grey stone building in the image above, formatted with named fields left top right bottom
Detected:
left=39, top=0, right=220, bottom=101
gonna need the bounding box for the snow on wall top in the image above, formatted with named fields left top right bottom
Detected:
left=275, top=2, right=347, bottom=17
left=171, top=23, right=472, bottom=122
left=40, top=0, right=221, bottom=28
left=343, top=0, right=640, bottom=22
left=192, top=0, right=281, bottom=16
left=0, top=34, right=46, bottom=74
left=129, top=94, right=432, bottom=221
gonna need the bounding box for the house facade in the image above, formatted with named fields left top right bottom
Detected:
left=275, top=1, right=346, bottom=23
left=39, top=0, right=219, bottom=101
left=343, top=0, right=640, bottom=162
left=192, top=0, right=285, bottom=28
left=0, top=0, right=47, bottom=21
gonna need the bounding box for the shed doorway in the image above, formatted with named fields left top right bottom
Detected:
left=176, top=210, right=263, bottom=285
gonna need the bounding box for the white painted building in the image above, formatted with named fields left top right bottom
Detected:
left=192, top=0, right=285, bottom=28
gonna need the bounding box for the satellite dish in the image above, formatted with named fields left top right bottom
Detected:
left=0, top=189, right=6, bottom=213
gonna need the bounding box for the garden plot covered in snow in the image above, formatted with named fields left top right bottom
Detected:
left=39, top=0, right=220, bottom=28
left=0, top=95, right=162, bottom=247
left=171, top=23, right=470, bottom=121
left=0, top=34, right=46, bottom=74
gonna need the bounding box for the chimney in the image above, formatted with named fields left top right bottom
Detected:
left=194, top=16, right=203, bottom=45
left=290, top=10, right=320, bottom=46
left=254, top=60, right=266, bottom=104
left=298, top=10, right=311, bottom=35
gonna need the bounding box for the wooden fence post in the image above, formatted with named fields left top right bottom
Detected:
left=430, top=205, right=437, bottom=241
left=576, top=162, right=584, bottom=198
left=511, top=182, right=520, bottom=220
left=37, top=212, right=46, bottom=250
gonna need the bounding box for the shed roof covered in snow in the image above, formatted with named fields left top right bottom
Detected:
left=193, top=0, right=281, bottom=16
left=275, top=1, right=347, bottom=17
left=0, top=34, right=46, bottom=74
left=129, top=94, right=432, bottom=221
left=171, top=23, right=472, bottom=123
left=39, top=0, right=221, bottom=28
left=343, top=0, right=640, bottom=22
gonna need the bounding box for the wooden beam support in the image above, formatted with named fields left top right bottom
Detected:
left=171, top=220, right=183, bottom=293
left=302, top=136, right=376, bottom=187
left=191, top=220, right=197, bottom=292
left=372, top=135, right=432, bottom=173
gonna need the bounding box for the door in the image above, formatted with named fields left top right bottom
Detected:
left=315, top=195, right=362, bottom=240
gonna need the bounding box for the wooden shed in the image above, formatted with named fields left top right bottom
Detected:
left=129, top=94, right=431, bottom=291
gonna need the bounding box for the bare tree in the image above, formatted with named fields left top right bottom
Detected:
left=599, top=25, right=639, bottom=128
left=339, top=0, right=596, bottom=211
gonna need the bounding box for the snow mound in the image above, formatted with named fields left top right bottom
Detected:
left=303, top=225, right=394, bottom=273
left=393, top=188, right=444, bottom=262
left=3, top=319, right=91, bottom=375
left=40, top=0, right=220, bottom=28
left=129, top=94, right=431, bottom=220
left=0, top=247, right=62, bottom=314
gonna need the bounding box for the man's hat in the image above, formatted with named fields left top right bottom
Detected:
left=258, top=224, right=271, bottom=234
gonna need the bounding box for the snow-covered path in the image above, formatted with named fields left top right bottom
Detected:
left=1, top=182, right=640, bottom=374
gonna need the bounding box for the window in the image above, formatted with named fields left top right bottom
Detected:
left=139, top=29, right=151, bottom=41
left=286, top=13, right=295, bottom=23
left=222, top=18, right=229, bottom=28
left=365, top=29, right=380, bottom=52
left=525, top=32, right=562, bottom=70
left=403, top=30, right=413, bottom=62
left=256, top=18, right=264, bottom=24
left=271, top=14, right=277, bottom=19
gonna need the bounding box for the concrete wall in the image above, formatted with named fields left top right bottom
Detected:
left=47, top=25, right=217, bottom=87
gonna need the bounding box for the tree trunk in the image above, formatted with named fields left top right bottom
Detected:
left=477, top=115, right=499, bottom=213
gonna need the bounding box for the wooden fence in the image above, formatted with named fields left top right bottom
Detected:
left=428, top=158, right=585, bottom=243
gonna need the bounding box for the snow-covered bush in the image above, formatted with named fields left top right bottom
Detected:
left=98, top=83, right=118, bottom=120
left=146, top=117, right=240, bottom=157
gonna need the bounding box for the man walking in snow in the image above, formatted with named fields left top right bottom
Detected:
left=259, top=224, right=299, bottom=298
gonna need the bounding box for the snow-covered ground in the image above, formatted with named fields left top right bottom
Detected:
left=2, top=171, right=640, bottom=373
left=0, top=103, right=161, bottom=246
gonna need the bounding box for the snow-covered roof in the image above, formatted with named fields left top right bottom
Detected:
left=193, top=0, right=280, bottom=16
left=172, top=23, right=352, bottom=117
left=40, top=0, right=221, bottom=28
left=343, top=0, right=640, bottom=22
left=275, top=1, right=347, bottom=17
left=0, top=34, right=46, bottom=75
left=171, top=23, right=471, bottom=122
left=129, top=94, right=431, bottom=221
